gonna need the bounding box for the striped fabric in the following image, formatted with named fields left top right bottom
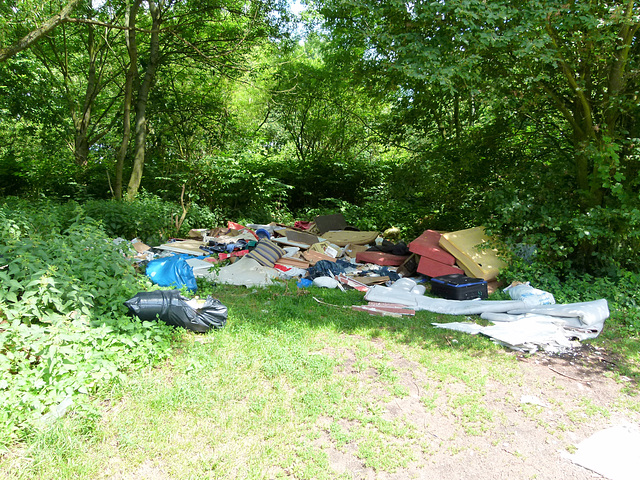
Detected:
left=246, top=238, right=285, bottom=267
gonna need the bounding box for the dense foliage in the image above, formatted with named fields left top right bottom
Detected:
left=0, top=199, right=179, bottom=446
left=2, top=1, right=638, bottom=283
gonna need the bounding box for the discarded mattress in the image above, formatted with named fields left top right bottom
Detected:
left=438, top=227, right=507, bottom=281
left=409, top=230, right=456, bottom=264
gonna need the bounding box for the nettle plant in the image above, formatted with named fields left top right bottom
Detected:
left=0, top=204, right=175, bottom=445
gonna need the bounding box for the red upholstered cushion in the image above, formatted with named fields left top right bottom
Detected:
left=409, top=230, right=456, bottom=265
left=355, top=251, right=410, bottom=266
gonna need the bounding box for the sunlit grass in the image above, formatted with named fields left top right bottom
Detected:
left=1, top=280, right=638, bottom=479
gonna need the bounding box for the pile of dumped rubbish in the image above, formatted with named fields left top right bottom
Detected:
left=118, top=214, right=609, bottom=353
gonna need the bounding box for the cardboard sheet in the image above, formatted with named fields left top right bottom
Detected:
left=156, top=239, right=205, bottom=255
left=438, top=227, right=506, bottom=281
left=314, top=214, right=348, bottom=233
left=302, top=250, right=336, bottom=265
left=276, top=257, right=310, bottom=269
left=272, top=237, right=312, bottom=249
left=283, top=229, right=319, bottom=245
left=343, top=244, right=369, bottom=258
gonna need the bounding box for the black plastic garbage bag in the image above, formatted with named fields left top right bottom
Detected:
left=366, top=240, right=410, bottom=256
left=124, top=290, right=227, bottom=333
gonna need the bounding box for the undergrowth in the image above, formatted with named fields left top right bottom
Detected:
left=0, top=200, right=178, bottom=447
left=0, top=194, right=223, bottom=246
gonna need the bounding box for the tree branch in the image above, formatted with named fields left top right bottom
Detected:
left=539, top=82, right=585, bottom=138
left=544, top=17, right=596, bottom=140
left=0, top=0, right=83, bottom=62
left=65, top=17, right=157, bottom=34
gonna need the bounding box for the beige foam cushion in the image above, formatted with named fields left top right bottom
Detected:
left=439, top=227, right=506, bottom=281
left=319, top=231, right=379, bottom=247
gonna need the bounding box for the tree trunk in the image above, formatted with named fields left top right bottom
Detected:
left=114, top=0, right=141, bottom=200
left=453, top=92, right=461, bottom=142
left=125, top=0, right=162, bottom=201
left=73, top=26, right=98, bottom=166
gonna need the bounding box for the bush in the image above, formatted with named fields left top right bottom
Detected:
left=83, top=193, right=223, bottom=244
left=0, top=199, right=177, bottom=446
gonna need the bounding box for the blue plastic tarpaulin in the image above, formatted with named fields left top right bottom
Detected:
left=146, top=254, right=197, bottom=291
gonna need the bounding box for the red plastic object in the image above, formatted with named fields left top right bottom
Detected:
left=273, top=264, right=292, bottom=272
left=226, top=221, right=259, bottom=240
left=355, top=251, right=410, bottom=266
left=227, top=221, right=245, bottom=230
left=294, top=221, right=313, bottom=230
left=416, top=256, right=464, bottom=277
left=217, top=249, right=249, bottom=261
left=409, top=230, right=456, bottom=265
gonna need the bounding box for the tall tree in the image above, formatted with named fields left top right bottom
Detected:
left=122, top=0, right=286, bottom=200
left=125, top=0, right=162, bottom=201
left=315, top=0, right=640, bottom=210
left=114, top=0, right=141, bottom=200
left=30, top=16, right=122, bottom=167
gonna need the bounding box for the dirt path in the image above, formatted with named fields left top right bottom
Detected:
left=306, top=344, right=638, bottom=480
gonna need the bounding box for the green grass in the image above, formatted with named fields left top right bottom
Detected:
left=0, top=280, right=639, bottom=479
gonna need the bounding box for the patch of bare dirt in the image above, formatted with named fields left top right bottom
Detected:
left=316, top=342, right=639, bottom=480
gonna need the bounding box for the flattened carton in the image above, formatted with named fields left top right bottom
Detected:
left=430, top=274, right=488, bottom=300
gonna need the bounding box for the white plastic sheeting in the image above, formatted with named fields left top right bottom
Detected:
left=185, top=258, right=215, bottom=277
left=485, top=300, right=609, bottom=329
left=204, top=256, right=280, bottom=287
left=562, top=423, right=640, bottom=480
left=448, top=315, right=577, bottom=353
left=364, top=282, right=609, bottom=353
left=365, top=283, right=533, bottom=314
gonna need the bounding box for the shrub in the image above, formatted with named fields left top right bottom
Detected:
left=0, top=200, right=176, bottom=446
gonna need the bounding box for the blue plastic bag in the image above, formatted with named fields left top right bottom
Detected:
left=146, top=254, right=197, bottom=292
left=297, top=278, right=313, bottom=289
